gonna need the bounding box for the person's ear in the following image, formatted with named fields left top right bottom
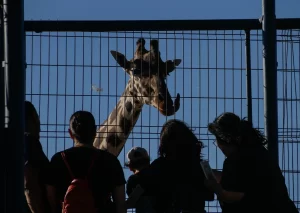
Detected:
left=68, top=129, right=75, bottom=140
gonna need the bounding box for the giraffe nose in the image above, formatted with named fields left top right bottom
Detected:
left=158, top=93, right=180, bottom=116
left=158, top=93, right=164, bottom=101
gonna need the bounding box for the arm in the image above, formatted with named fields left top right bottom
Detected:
left=126, top=175, right=135, bottom=197
left=112, top=184, right=126, bottom=213
left=24, top=164, right=47, bottom=213
left=204, top=189, right=215, bottom=201
left=212, top=169, right=222, bottom=183
left=110, top=156, right=127, bottom=213
left=204, top=179, right=245, bottom=203
left=46, top=185, right=59, bottom=213
left=218, top=190, right=245, bottom=203
left=126, top=184, right=145, bottom=209
left=207, top=153, right=267, bottom=204
left=44, top=154, right=61, bottom=213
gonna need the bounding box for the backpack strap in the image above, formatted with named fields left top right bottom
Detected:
left=61, top=151, right=98, bottom=180
left=61, top=152, right=75, bottom=179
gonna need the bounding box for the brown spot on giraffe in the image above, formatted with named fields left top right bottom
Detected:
left=106, top=133, right=123, bottom=147
left=119, top=118, right=132, bottom=136
left=124, top=101, right=133, bottom=113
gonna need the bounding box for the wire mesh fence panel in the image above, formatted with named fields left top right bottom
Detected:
left=277, top=29, right=300, bottom=209
left=24, top=24, right=299, bottom=212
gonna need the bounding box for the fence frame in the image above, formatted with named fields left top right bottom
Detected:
left=24, top=18, right=300, bottom=32
left=262, top=0, right=278, bottom=163
left=1, top=0, right=26, bottom=213
left=2, top=0, right=300, bottom=211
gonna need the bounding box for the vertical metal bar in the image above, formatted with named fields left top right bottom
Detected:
left=262, top=0, right=278, bottom=163
left=0, top=1, right=3, bottom=126
left=3, top=0, right=25, bottom=212
left=0, top=1, right=5, bottom=213
left=245, top=30, right=253, bottom=124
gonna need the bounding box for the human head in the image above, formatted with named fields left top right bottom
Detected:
left=25, top=101, right=41, bottom=139
left=159, top=119, right=204, bottom=160
left=68, top=110, right=97, bottom=145
left=125, top=147, right=150, bottom=172
left=208, top=112, right=267, bottom=157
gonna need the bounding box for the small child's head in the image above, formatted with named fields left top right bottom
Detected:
left=68, top=110, right=96, bottom=145
left=125, top=147, right=150, bottom=173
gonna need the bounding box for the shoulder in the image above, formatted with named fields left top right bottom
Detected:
left=96, top=149, right=116, bottom=158
left=127, top=174, right=138, bottom=183
left=50, top=147, right=75, bottom=161
left=96, top=149, right=120, bottom=162
left=24, top=134, right=43, bottom=150
left=94, top=150, right=124, bottom=168
left=50, top=151, right=63, bottom=163
left=150, top=157, right=165, bottom=167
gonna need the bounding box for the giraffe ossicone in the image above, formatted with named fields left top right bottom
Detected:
left=94, top=38, right=182, bottom=156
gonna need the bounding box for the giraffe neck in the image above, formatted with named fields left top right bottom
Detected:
left=93, top=89, right=143, bottom=157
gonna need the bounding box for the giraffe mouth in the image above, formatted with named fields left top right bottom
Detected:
left=158, top=93, right=180, bottom=116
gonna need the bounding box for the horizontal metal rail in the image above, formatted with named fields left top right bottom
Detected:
left=24, top=18, right=300, bottom=33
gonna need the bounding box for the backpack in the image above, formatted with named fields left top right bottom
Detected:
left=61, top=151, right=98, bottom=213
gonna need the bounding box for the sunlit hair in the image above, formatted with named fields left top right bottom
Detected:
left=69, top=110, right=96, bottom=144
left=125, top=158, right=150, bottom=170
left=208, top=112, right=267, bottom=147
left=159, top=119, right=204, bottom=160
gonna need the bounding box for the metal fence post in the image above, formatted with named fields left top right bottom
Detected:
left=262, top=0, right=279, bottom=163
left=245, top=30, right=253, bottom=124
left=0, top=1, right=5, bottom=213
left=3, top=0, right=26, bottom=212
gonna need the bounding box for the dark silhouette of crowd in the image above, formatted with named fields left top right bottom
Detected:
left=23, top=100, right=298, bottom=213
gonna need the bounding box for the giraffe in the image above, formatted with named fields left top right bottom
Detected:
left=93, top=38, right=182, bottom=157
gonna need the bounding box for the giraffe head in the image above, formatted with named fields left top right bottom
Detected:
left=110, top=38, right=181, bottom=116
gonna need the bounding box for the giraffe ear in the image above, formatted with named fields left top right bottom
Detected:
left=173, top=59, right=181, bottom=66
left=110, top=50, right=131, bottom=70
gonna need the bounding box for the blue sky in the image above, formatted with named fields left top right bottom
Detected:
left=24, top=0, right=300, bottom=211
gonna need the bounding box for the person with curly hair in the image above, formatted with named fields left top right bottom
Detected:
left=150, top=119, right=214, bottom=213
left=206, top=112, right=297, bottom=213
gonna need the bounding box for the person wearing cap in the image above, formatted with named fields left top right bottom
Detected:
left=125, top=146, right=151, bottom=198
left=125, top=147, right=156, bottom=213
left=205, top=112, right=298, bottom=213
left=126, top=147, right=151, bottom=178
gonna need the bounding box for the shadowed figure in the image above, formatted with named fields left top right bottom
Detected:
left=93, top=38, right=182, bottom=156
left=24, top=101, right=50, bottom=213
left=205, top=112, right=298, bottom=213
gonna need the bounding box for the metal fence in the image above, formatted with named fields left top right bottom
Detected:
left=21, top=19, right=300, bottom=211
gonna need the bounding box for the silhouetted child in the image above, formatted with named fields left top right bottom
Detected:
left=125, top=147, right=151, bottom=196
left=125, top=147, right=156, bottom=213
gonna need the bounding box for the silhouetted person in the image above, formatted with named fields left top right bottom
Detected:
left=206, top=112, right=298, bottom=213
left=125, top=147, right=155, bottom=213
left=24, top=100, right=50, bottom=213
left=150, top=119, right=214, bottom=213
left=45, top=111, right=126, bottom=213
